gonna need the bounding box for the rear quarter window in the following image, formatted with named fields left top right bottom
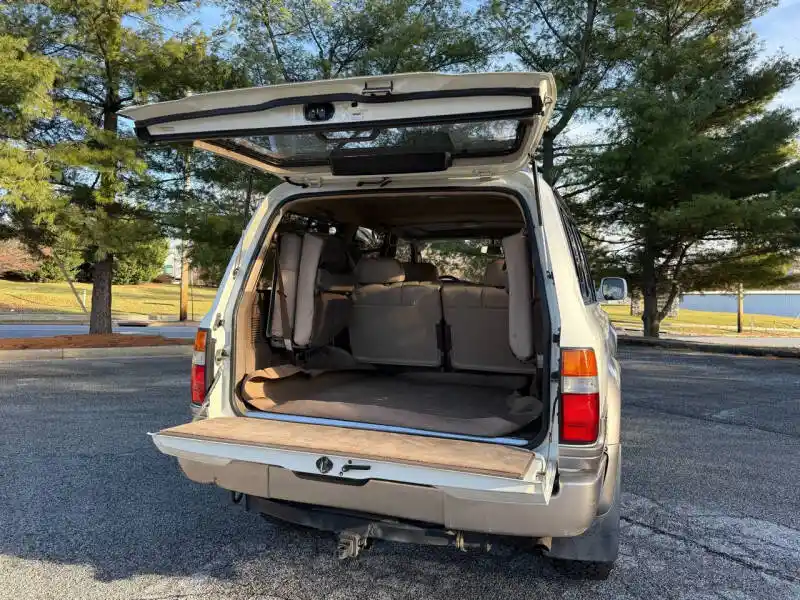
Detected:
left=557, top=203, right=597, bottom=304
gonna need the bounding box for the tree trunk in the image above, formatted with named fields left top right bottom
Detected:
left=641, top=255, right=661, bottom=338
left=642, top=291, right=661, bottom=337
left=88, top=71, right=121, bottom=334
left=737, top=283, right=744, bottom=333
left=656, top=283, right=681, bottom=322
left=179, top=149, right=192, bottom=321
left=541, top=132, right=555, bottom=185
left=89, top=254, right=113, bottom=334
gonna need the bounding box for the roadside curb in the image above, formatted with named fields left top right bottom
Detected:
left=0, top=345, right=193, bottom=362
left=0, top=312, right=145, bottom=324
left=617, top=335, right=800, bottom=359
left=116, top=320, right=201, bottom=327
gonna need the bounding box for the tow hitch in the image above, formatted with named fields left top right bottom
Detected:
left=245, top=495, right=493, bottom=558
left=336, top=531, right=370, bottom=559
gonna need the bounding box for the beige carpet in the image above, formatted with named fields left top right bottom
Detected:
left=245, top=371, right=542, bottom=437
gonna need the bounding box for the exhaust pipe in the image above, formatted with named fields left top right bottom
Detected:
left=534, top=536, right=552, bottom=552
left=454, top=531, right=492, bottom=553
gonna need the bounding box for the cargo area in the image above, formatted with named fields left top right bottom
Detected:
left=231, top=190, right=551, bottom=444
left=242, top=369, right=540, bottom=438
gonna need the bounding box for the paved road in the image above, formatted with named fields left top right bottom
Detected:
left=0, top=350, right=797, bottom=599
left=620, top=329, right=800, bottom=348
left=0, top=323, right=197, bottom=339
left=3, top=322, right=797, bottom=350
left=665, top=334, right=800, bottom=348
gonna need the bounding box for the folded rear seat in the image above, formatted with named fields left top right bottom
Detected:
left=271, top=233, right=354, bottom=350
left=350, top=258, right=443, bottom=367
left=441, top=232, right=536, bottom=374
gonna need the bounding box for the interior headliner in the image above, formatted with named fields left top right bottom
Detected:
left=285, top=190, right=525, bottom=238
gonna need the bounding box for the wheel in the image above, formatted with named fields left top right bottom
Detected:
left=551, top=558, right=614, bottom=580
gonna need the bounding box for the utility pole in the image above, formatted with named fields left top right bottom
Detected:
left=180, top=246, right=189, bottom=321
left=179, top=148, right=191, bottom=322
left=737, top=283, right=745, bottom=333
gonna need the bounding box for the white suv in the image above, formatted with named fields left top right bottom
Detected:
left=123, top=72, right=623, bottom=579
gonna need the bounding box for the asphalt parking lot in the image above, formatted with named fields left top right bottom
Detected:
left=0, top=349, right=798, bottom=600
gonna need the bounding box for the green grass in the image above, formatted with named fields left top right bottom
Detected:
left=3, top=279, right=796, bottom=334
left=603, top=303, right=800, bottom=335
left=0, top=280, right=217, bottom=320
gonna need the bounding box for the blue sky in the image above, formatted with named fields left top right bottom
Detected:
left=753, top=0, right=800, bottom=110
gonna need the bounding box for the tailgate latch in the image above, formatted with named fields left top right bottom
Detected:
left=363, top=81, right=393, bottom=96
left=339, top=460, right=372, bottom=476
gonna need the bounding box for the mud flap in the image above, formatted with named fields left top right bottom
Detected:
left=545, top=465, right=620, bottom=563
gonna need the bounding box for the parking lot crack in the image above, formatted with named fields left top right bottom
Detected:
left=624, top=401, right=799, bottom=438
left=621, top=516, right=800, bottom=584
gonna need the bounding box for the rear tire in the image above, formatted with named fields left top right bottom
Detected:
left=551, top=558, right=614, bottom=580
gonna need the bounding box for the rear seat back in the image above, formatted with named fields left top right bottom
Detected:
left=350, top=258, right=443, bottom=367
left=503, top=231, right=536, bottom=361
left=270, top=233, right=301, bottom=344
left=272, top=233, right=354, bottom=350
left=441, top=232, right=536, bottom=373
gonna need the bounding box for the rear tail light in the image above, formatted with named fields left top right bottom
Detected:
left=560, top=348, right=600, bottom=444
left=191, top=330, right=208, bottom=406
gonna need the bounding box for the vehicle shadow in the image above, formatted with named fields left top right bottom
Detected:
left=0, top=357, right=582, bottom=597
left=0, top=447, right=586, bottom=596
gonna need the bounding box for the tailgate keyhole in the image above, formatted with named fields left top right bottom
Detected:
left=315, top=456, right=333, bottom=474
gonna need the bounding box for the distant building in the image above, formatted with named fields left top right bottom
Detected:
left=160, top=239, right=210, bottom=286
left=162, top=239, right=182, bottom=278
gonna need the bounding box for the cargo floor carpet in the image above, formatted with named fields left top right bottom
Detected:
left=244, top=371, right=541, bottom=437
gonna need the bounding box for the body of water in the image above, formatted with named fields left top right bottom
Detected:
left=680, top=292, right=800, bottom=318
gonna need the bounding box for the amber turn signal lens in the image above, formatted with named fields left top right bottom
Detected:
left=193, top=330, right=207, bottom=352
left=561, top=348, right=598, bottom=377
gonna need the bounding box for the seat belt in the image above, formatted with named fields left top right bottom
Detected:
left=274, top=238, right=293, bottom=352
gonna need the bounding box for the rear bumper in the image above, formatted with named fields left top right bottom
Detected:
left=178, top=454, right=606, bottom=538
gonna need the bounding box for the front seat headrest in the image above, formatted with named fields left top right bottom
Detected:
left=483, top=259, right=507, bottom=288
left=403, top=262, right=439, bottom=282
left=355, top=257, right=406, bottom=284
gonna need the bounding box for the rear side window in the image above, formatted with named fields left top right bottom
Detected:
left=560, top=210, right=596, bottom=304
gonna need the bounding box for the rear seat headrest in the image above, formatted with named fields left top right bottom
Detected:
left=403, top=262, right=439, bottom=282
left=483, top=259, right=507, bottom=288
left=355, top=257, right=406, bottom=284
left=319, top=236, right=351, bottom=274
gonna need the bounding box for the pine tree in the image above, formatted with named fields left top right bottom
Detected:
left=0, top=34, right=57, bottom=223
left=1, top=1, right=240, bottom=331
left=224, top=0, right=491, bottom=85
left=483, top=0, right=632, bottom=185
left=176, top=0, right=491, bottom=280
left=580, top=0, right=800, bottom=337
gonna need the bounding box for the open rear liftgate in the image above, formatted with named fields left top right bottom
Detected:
left=152, top=417, right=554, bottom=558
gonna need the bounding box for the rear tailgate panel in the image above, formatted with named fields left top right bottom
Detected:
left=152, top=417, right=550, bottom=496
